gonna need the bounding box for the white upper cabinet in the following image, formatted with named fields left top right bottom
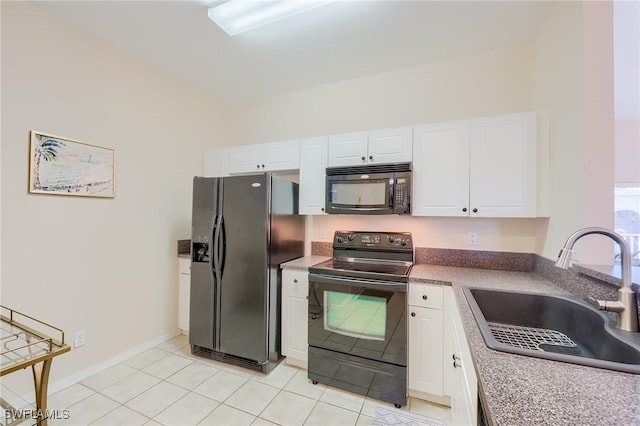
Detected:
left=228, top=140, right=300, bottom=174
left=413, top=121, right=470, bottom=216
left=262, top=140, right=300, bottom=172
left=413, top=112, right=546, bottom=218
left=299, top=137, right=328, bottom=215
left=229, top=144, right=263, bottom=174
left=327, top=127, right=412, bottom=167
left=327, top=132, right=368, bottom=167
left=368, top=127, right=413, bottom=164
left=469, top=113, right=536, bottom=217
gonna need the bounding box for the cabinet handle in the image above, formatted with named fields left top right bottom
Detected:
left=369, top=155, right=373, bottom=160
left=462, top=207, right=468, bottom=212
left=321, top=207, right=325, bottom=212
left=261, top=164, right=265, bottom=168
left=422, top=295, right=428, bottom=300
left=453, top=353, right=462, bottom=368
left=256, top=164, right=260, bottom=169
left=410, top=312, right=416, bottom=317
left=293, top=279, right=298, bottom=283
left=361, top=156, right=366, bottom=161
left=472, top=208, right=478, bottom=213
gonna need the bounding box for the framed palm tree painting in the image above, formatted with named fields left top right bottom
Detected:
left=29, top=131, right=116, bottom=198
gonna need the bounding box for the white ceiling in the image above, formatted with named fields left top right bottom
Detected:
left=32, top=1, right=557, bottom=105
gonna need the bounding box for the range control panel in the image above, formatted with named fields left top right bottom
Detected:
left=333, top=231, right=413, bottom=250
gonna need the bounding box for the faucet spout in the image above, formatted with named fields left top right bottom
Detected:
left=555, top=227, right=639, bottom=332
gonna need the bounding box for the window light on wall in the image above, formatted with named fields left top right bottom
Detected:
left=208, top=0, right=334, bottom=36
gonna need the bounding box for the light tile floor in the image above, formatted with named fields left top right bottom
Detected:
left=4, top=335, right=452, bottom=426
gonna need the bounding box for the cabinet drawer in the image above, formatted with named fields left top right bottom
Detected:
left=283, top=269, right=309, bottom=299
left=408, top=283, right=443, bottom=309
left=179, top=257, right=191, bottom=275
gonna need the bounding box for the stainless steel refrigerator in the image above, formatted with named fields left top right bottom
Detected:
left=189, top=174, right=305, bottom=373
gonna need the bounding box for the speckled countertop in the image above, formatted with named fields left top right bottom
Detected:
left=280, top=255, right=330, bottom=270
left=410, top=264, right=640, bottom=426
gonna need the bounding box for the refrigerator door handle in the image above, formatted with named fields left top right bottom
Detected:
left=213, top=213, right=222, bottom=282
left=209, top=215, right=217, bottom=282
left=219, top=218, right=226, bottom=278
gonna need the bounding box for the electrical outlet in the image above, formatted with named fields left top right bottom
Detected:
left=468, top=232, right=478, bottom=246
left=74, top=330, right=86, bottom=348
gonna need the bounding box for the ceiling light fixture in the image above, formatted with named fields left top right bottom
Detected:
left=208, top=0, right=333, bottom=36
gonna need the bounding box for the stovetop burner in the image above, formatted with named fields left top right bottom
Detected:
left=309, top=231, right=414, bottom=282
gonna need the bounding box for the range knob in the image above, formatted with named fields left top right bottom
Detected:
left=401, top=240, right=407, bottom=247
left=348, top=234, right=355, bottom=241
left=337, top=236, right=344, bottom=243
left=388, top=235, right=396, bottom=243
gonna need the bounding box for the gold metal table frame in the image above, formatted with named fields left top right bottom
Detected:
left=1, top=305, right=70, bottom=426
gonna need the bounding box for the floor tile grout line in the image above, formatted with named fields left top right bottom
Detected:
left=49, top=335, right=451, bottom=425
left=86, top=399, right=152, bottom=426
left=150, top=390, right=219, bottom=426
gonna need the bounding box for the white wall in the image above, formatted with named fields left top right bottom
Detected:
left=223, top=44, right=534, bottom=144
left=1, top=2, right=225, bottom=394
left=533, top=1, right=616, bottom=264
left=615, top=120, right=640, bottom=183
left=221, top=44, right=540, bottom=254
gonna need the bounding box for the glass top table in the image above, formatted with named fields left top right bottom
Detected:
left=1, top=305, right=70, bottom=425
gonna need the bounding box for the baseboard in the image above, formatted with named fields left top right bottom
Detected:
left=284, top=357, right=307, bottom=370
left=408, top=389, right=451, bottom=407
left=20, top=329, right=181, bottom=404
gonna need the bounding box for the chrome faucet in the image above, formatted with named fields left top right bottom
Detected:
left=555, top=227, right=639, bottom=332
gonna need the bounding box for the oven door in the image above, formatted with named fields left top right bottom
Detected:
left=308, top=273, right=407, bottom=366
left=325, top=172, right=394, bottom=214
left=307, top=273, right=407, bottom=406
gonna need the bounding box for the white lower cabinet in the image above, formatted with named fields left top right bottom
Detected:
left=178, top=257, right=191, bottom=334
left=408, top=283, right=446, bottom=402
left=446, top=288, right=478, bottom=426
left=281, top=269, right=309, bottom=368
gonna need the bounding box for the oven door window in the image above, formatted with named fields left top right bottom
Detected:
left=324, top=291, right=386, bottom=341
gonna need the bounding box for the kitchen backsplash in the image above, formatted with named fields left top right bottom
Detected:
left=310, top=242, right=534, bottom=272
left=311, top=242, right=332, bottom=256
left=177, top=239, right=190, bottom=255
left=415, top=247, right=534, bottom=272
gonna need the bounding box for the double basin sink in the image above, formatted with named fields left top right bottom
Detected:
left=463, top=287, right=640, bottom=374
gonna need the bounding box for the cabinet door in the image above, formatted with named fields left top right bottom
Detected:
left=367, top=127, right=413, bottom=164
left=263, top=140, right=300, bottom=172
left=327, top=132, right=368, bottom=167
left=450, top=292, right=478, bottom=426
left=412, top=121, right=470, bottom=216
left=282, top=270, right=309, bottom=368
left=179, top=273, right=190, bottom=332
left=408, top=305, right=444, bottom=396
left=178, top=258, right=191, bottom=333
left=228, top=144, right=264, bottom=174
left=469, top=112, right=537, bottom=217
left=299, top=137, right=328, bottom=215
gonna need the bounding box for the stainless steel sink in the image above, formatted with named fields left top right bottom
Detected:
left=463, top=287, right=640, bottom=374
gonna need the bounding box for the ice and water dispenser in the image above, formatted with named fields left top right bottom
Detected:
left=192, top=242, right=209, bottom=263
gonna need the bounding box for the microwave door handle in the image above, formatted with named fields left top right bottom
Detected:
left=389, top=177, right=394, bottom=209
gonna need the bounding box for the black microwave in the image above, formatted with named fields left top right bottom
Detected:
left=325, top=163, right=411, bottom=215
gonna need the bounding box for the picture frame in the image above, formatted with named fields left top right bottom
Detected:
left=29, top=131, right=116, bottom=198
